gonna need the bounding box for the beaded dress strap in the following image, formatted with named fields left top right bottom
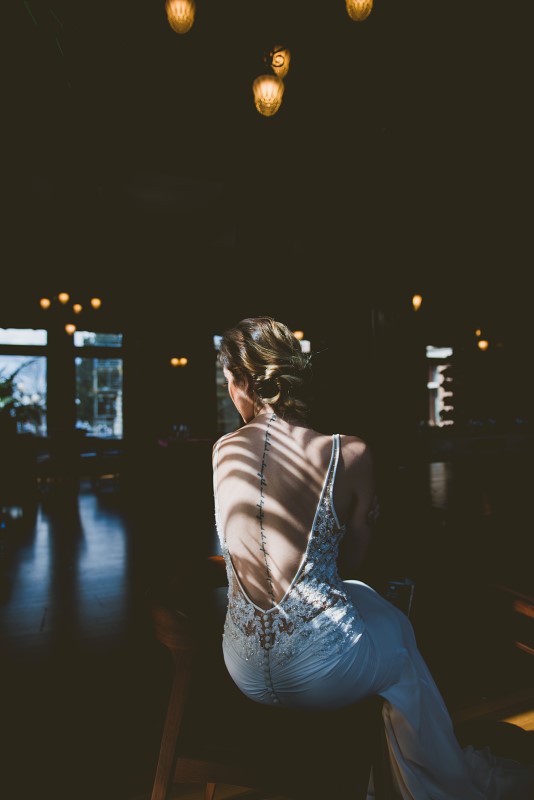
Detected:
left=326, top=434, right=342, bottom=528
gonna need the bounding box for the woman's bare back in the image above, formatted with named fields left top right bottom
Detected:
left=214, top=411, right=369, bottom=609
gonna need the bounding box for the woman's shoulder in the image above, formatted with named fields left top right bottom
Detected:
left=338, top=434, right=372, bottom=468
left=212, top=429, right=240, bottom=457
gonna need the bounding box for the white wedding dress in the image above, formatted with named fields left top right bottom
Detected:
left=213, top=430, right=534, bottom=799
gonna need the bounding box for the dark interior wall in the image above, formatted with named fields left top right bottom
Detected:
left=2, top=0, right=531, bottom=457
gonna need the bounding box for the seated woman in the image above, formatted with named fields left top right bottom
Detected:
left=212, top=316, right=534, bottom=800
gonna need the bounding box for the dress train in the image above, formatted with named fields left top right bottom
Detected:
left=344, top=581, right=534, bottom=800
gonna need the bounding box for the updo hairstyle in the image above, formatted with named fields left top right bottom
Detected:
left=218, top=317, right=312, bottom=420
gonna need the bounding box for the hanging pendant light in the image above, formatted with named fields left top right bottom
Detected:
left=252, top=74, right=285, bottom=117
left=270, top=46, right=291, bottom=79
left=345, top=0, right=374, bottom=22
left=165, top=0, right=196, bottom=34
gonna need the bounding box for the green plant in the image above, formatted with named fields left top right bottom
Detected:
left=0, top=363, right=44, bottom=431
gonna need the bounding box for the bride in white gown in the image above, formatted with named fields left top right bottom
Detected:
left=213, top=316, right=534, bottom=799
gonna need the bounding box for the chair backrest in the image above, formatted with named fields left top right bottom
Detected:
left=149, top=562, right=395, bottom=800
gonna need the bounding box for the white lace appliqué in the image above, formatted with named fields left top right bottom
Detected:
left=219, top=445, right=364, bottom=671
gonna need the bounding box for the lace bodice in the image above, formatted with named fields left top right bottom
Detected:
left=214, top=434, right=365, bottom=680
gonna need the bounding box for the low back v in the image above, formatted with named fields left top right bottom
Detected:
left=213, top=431, right=365, bottom=705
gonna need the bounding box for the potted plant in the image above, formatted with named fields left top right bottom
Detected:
left=0, top=362, right=44, bottom=437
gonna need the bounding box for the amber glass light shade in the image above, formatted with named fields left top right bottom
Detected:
left=58, top=292, right=70, bottom=304
left=165, top=0, right=196, bottom=34
left=40, top=298, right=51, bottom=309
left=252, top=75, right=284, bottom=117
left=412, top=294, right=423, bottom=311
left=477, top=339, right=489, bottom=351
left=73, top=303, right=82, bottom=314
left=271, top=47, right=291, bottom=79
left=65, top=323, right=76, bottom=335
left=345, top=0, right=374, bottom=22
left=90, top=297, right=102, bottom=309
left=293, top=330, right=304, bottom=340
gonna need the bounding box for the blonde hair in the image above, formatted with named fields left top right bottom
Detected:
left=219, top=317, right=312, bottom=420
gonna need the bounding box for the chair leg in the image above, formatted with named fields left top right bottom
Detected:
left=205, top=783, right=217, bottom=800
left=149, top=643, right=194, bottom=800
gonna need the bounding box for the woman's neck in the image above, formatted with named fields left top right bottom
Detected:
left=248, top=405, right=310, bottom=431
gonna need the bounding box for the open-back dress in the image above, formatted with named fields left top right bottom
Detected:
left=213, top=420, right=533, bottom=799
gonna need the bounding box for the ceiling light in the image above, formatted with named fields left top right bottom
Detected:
left=270, top=46, right=291, bottom=79
left=345, top=0, right=374, bottom=22
left=412, top=294, right=423, bottom=311
left=165, top=0, right=196, bottom=34
left=252, top=75, right=285, bottom=117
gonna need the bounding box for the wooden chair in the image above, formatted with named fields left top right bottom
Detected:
left=151, top=557, right=393, bottom=800
left=148, top=557, right=395, bottom=800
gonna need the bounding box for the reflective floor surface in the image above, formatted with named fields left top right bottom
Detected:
left=0, top=447, right=532, bottom=800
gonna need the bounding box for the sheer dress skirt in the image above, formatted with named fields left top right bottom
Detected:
left=224, top=580, right=534, bottom=800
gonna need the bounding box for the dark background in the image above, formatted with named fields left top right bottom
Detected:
left=1, top=8, right=533, bottom=798
left=2, top=0, right=532, bottom=443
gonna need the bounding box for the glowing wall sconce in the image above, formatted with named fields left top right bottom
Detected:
left=165, top=0, right=196, bottom=34
left=345, top=0, right=374, bottom=22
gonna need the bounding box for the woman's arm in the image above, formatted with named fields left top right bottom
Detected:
left=337, top=439, right=376, bottom=578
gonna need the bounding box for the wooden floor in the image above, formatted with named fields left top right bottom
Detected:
left=0, top=447, right=532, bottom=800
left=129, top=786, right=288, bottom=800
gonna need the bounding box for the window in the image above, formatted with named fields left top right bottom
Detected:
left=0, top=330, right=48, bottom=435
left=75, top=357, right=123, bottom=438
left=0, top=327, right=124, bottom=440
left=74, top=331, right=122, bottom=348
left=0, top=355, right=47, bottom=435
left=426, top=346, right=454, bottom=427
left=213, top=336, right=241, bottom=435
left=0, top=328, right=47, bottom=346
left=73, top=330, right=124, bottom=439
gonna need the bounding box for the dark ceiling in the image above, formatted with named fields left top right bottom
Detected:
left=3, top=0, right=532, bottom=342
